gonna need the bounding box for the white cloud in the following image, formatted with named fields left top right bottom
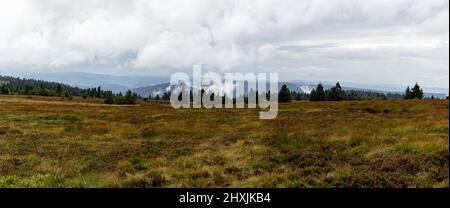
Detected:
left=0, top=0, right=448, bottom=88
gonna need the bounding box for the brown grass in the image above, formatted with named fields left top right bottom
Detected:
left=0, top=95, right=448, bottom=187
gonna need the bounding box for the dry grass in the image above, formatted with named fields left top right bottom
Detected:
left=0, top=95, right=448, bottom=187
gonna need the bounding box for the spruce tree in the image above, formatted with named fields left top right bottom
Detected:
left=404, top=86, right=412, bottom=99
left=96, top=86, right=102, bottom=98
left=24, top=85, right=33, bottom=95
left=278, top=84, right=291, bottom=103
left=411, top=83, right=424, bottom=99
left=310, top=88, right=316, bottom=101
left=162, top=92, right=171, bottom=100
left=56, top=84, right=63, bottom=96
left=0, top=84, right=9, bottom=94
left=125, top=90, right=137, bottom=104
left=310, top=83, right=325, bottom=101
left=327, top=82, right=344, bottom=101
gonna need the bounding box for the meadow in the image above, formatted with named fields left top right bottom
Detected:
left=0, top=95, right=448, bottom=188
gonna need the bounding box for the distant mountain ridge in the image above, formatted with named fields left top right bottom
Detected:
left=289, top=80, right=449, bottom=95
left=130, top=81, right=448, bottom=99
left=1, top=71, right=447, bottom=98
left=0, top=71, right=168, bottom=93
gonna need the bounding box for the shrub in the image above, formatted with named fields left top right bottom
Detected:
left=142, top=128, right=157, bottom=138
left=9, top=128, right=22, bottom=134
left=116, top=160, right=135, bottom=175
left=0, top=127, right=6, bottom=135
left=362, top=107, right=380, bottom=114
left=121, top=172, right=166, bottom=188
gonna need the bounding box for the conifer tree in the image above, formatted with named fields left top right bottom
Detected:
left=404, top=86, right=412, bottom=99
left=310, top=83, right=325, bottom=101
left=327, top=82, right=344, bottom=101
left=411, top=83, right=424, bottom=99
left=278, top=84, right=291, bottom=103
left=0, top=84, right=9, bottom=94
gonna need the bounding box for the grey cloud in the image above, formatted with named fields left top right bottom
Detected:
left=0, top=0, right=448, bottom=89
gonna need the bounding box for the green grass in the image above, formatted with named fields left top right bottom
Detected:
left=0, top=95, right=448, bottom=188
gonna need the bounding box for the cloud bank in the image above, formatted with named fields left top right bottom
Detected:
left=0, top=0, right=448, bottom=88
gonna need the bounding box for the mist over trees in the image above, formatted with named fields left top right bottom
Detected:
left=1, top=75, right=433, bottom=104
left=276, top=82, right=408, bottom=102
left=145, top=82, right=407, bottom=104
left=310, top=83, right=325, bottom=101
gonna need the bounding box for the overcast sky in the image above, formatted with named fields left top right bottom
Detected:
left=0, top=0, right=448, bottom=88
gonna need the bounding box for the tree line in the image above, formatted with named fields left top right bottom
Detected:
left=144, top=82, right=409, bottom=104
left=0, top=75, right=438, bottom=104
left=277, top=82, right=427, bottom=103
left=0, top=75, right=138, bottom=105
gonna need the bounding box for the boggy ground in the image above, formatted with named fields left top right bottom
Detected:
left=0, top=95, right=448, bottom=187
